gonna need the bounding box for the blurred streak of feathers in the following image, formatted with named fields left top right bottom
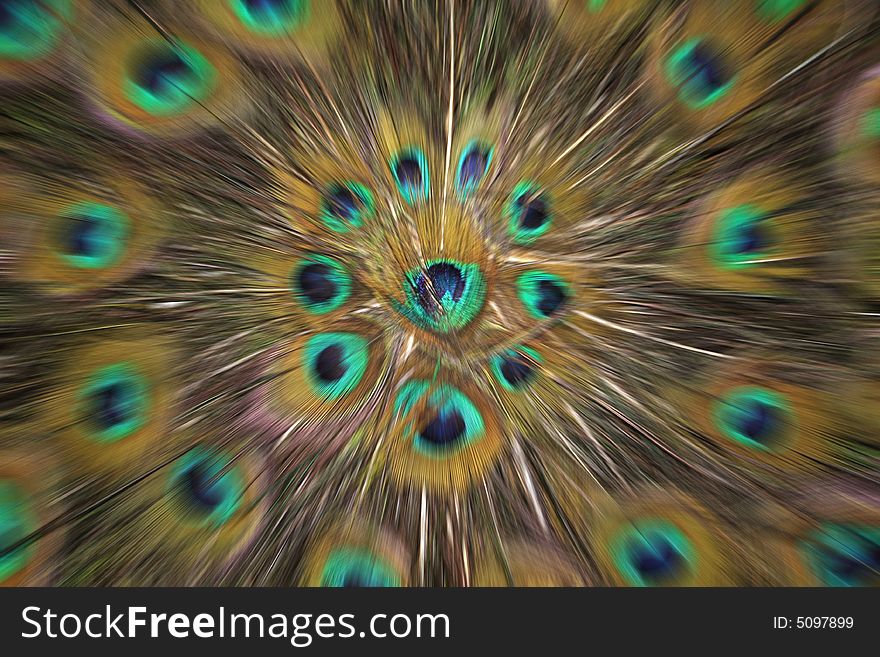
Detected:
left=0, top=0, right=879, bottom=587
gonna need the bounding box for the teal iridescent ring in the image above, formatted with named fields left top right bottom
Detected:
left=610, top=519, right=695, bottom=587
left=124, top=40, right=217, bottom=117
left=168, top=446, right=244, bottom=528
left=54, top=201, right=130, bottom=270
left=0, top=0, right=73, bottom=61
left=229, top=0, right=309, bottom=36
left=78, top=362, right=150, bottom=443
left=320, top=547, right=401, bottom=587
left=0, top=480, right=36, bottom=583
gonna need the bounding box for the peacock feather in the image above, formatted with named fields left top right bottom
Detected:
left=0, top=0, right=878, bottom=587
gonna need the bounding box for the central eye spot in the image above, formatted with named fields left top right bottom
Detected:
left=713, top=204, right=775, bottom=269
left=400, top=260, right=486, bottom=333
left=414, top=261, right=466, bottom=317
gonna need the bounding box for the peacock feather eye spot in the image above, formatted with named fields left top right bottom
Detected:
left=390, top=147, right=429, bottom=204
left=0, top=0, right=71, bottom=61
left=711, top=204, right=775, bottom=270
left=612, top=520, right=694, bottom=586
left=320, top=547, right=401, bottom=587
left=754, top=0, right=808, bottom=23
left=859, top=107, right=880, bottom=139
left=397, top=383, right=486, bottom=457
left=506, top=182, right=552, bottom=244
left=455, top=140, right=493, bottom=198
left=0, top=480, right=36, bottom=583
left=291, top=254, right=351, bottom=313
left=714, top=386, right=790, bottom=451
left=517, top=271, right=570, bottom=319
left=303, top=332, right=369, bottom=399
left=169, top=447, right=244, bottom=527
left=492, top=346, right=541, bottom=392
left=54, top=202, right=129, bottom=270
left=230, top=0, right=309, bottom=36
left=665, top=37, right=735, bottom=110
left=124, top=40, right=217, bottom=116
left=399, top=260, right=486, bottom=333
left=319, top=181, right=374, bottom=232
left=80, top=363, right=149, bottom=443
left=802, top=523, right=880, bottom=587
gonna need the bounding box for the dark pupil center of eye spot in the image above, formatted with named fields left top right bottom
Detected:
left=327, top=186, right=358, bottom=221
left=415, top=262, right=465, bottom=317
left=630, top=535, right=683, bottom=584
left=684, top=43, right=729, bottom=95
left=500, top=352, right=534, bottom=387
left=536, top=279, right=567, bottom=317
left=182, top=463, right=224, bottom=511
left=819, top=536, right=880, bottom=583
left=459, top=149, right=488, bottom=186
left=516, top=194, right=548, bottom=230
left=395, top=157, right=422, bottom=187
left=93, top=381, right=132, bottom=430
left=135, top=49, right=191, bottom=95
left=315, top=344, right=347, bottom=383
left=733, top=220, right=768, bottom=255
left=64, top=215, right=101, bottom=258
left=737, top=399, right=778, bottom=444
left=341, top=571, right=371, bottom=588
left=419, top=408, right=466, bottom=446
left=245, top=0, right=288, bottom=15
left=298, top=263, right=336, bottom=304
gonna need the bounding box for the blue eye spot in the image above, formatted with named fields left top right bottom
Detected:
left=455, top=140, right=493, bottom=198
left=665, top=37, right=736, bottom=110
left=390, top=147, right=429, bottom=204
